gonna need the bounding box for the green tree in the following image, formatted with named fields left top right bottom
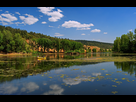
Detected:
left=92, top=48, right=96, bottom=52
left=14, top=33, right=24, bottom=52
left=56, top=39, right=60, bottom=53
left=0, top=31, right=4, bottom=51
left=113, top=37, right=121, bottom=52
left=61, top=39, right=70, bottom=51
left=2, top=30, right=14, bottom=53
left=127, top=31, right=134, bottom=42
left=120, top=34, right=129, bottom=52
left=134, top=29, right=136, bottom=41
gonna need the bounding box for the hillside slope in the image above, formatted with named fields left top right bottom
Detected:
left=75, top=40, right=113, bottom=49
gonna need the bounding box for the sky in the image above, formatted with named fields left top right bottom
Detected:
left=0, top=7, right=136, bottom=43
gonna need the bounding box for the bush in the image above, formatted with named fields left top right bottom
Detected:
left=80, top=49, right=84, bottom=53
left=92, top=48, right=96, bottom=52
left=89, top=49, right=91, bottom=52
left=23, top=51, right=26, bottom=53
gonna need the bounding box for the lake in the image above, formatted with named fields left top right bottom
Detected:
left=0, top=52, right=136, bottom=95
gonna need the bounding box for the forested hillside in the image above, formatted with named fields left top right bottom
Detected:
left=0, top=25, right=83, bottom=53
left=75, top=40, right=113, bottom=49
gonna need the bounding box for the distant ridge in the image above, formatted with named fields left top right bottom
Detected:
left=75, top=40, right=113, bottom=49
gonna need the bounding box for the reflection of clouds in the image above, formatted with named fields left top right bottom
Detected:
left=63, top=76, right=94, bottom=86
left=55, top=69, right=64, bottom=74
left=21, top=82, right=39, bottom=93
left=0, top=84, right=18, bottom=94
left=43, top=84, right=64, bottom=95
left=92, top=73, right=101, bottom=76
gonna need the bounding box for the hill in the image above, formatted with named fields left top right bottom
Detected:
left=75, top=40, right=113, bottom=49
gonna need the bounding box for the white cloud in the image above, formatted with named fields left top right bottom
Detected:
left=21, top=82, right=39, bottom=93
left=77, top=27, right=91, bottom=30
left=19, top=14, right=39, bottom=25
left=15, top=12, right=20, bottom=15
left=62, top=20, right=94, bottom=30
left=81, top=33, right=86, bottom=35
left=91, top=29, right=101, bottom=32
left=37, top=7, right=64, bottom=22
left=41, top=21, right=47, bottom=24
left=5, top=11, right=9, bottom=13
left=54, top=33, right=64, bottom=36
left=0, top=13, right=18, bottom=25
left=63, top=76, right=94, bottom=86
left=0, top=10, right=2, bottom=11
left=0, top=84, right=18, bottom=94
left=92, top=73, right=101, bottom=76
left=39, top=15, right=43, bottom=19
left=128, top=29, right=132, bottom=31
left=43, top=84, right=64, bottom=95
left=15, top=22, right=25, bottom=26
left=103, top=32, right=107, bottom=34
left=49, top=25, right=53, bottom=27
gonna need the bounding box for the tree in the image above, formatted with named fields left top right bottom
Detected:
left=60, top=39, right=70, bottom=51
left=0, top=31, right=4, bottom=51
left=134, top=29, right=136, bottom=41
left=92, top=48, right=96, bottom=52
left=120, top=34, right=129, bottom=52
left=56, top=39, right=60, bottom=53
left=2, top=30, right=14, bottom=53
left=127, top=31, right=134, bottom=42
left=113, top=37, right=121, bottom=52
left=14, top=33, right=24, bottom=52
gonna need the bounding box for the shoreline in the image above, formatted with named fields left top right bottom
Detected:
left=0, top=53, right=32, bottom=56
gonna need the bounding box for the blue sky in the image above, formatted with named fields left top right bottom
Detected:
left=0, top=7, right=136, bottom=43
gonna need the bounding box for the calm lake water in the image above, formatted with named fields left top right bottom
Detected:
left=0, top=52, right=136, bottom=95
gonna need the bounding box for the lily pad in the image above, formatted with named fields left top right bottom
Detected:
left=49, top=76, right=52, bottom=78
left=112, top=85, right=117, bottom=87
left=72, top=68, right=79, bottom=70
left=111, top=91, right=118, bottom=94
left=101, top=69, right=105, bottom=70
left=122, top=78, right=125, bottom=80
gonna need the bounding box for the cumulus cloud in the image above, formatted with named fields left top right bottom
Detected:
left=0, top=13, right=18, bottom=25
left=19, top=14, right=39, bottom=25
left=0, top=84, right=18, bottom=94
left=43, top=84, right=64, bottom=95
left=37, top=7, right=64, bottom=22
left=54, top=33, right=64, bottom=36
left=63, top=75, right=94, bottom=86
left=81, top=33, right=86, bottom=35
left=77, top=27, right=91, bottom=30
left=15, top=22, right=25, bottom=26
left=39, top=15, right=43, bottom=19
left=0, top=13, right=18, bottom=23
left=92, top=73, right=101, bottom=76
left=91, top=29, right=101, bottom=32
left=62, top=20, right=94, bottom=30
left=128, top=29, right=132, bottom=31
left=49, top=25, right=53, bottom=27
left=21, top=82, right=39, bottom=93
left=15, top=12, right=20, bottom=15
left=41, top=21, right=47, bottom=24
left=103, top=32, right=107, bottom=34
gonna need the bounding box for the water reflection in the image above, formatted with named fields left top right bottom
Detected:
left=21, top=82, right=39, bottom=93
left=42, top=84, right=64, bottom=95
left=0, top=83, right=18, bottom=94
left=114, top=62, right=136, bottom=76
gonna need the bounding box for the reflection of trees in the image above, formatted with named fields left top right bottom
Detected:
left=114, top=62, right=136, bottom=76
left=0, top=56, right=104, bottom=83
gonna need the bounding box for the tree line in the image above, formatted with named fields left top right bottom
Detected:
left=75, top=40, right=113, bottom=49
left=112, top=29, right=136, bottom=53
left=0, top=25, right=84, bottom=53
